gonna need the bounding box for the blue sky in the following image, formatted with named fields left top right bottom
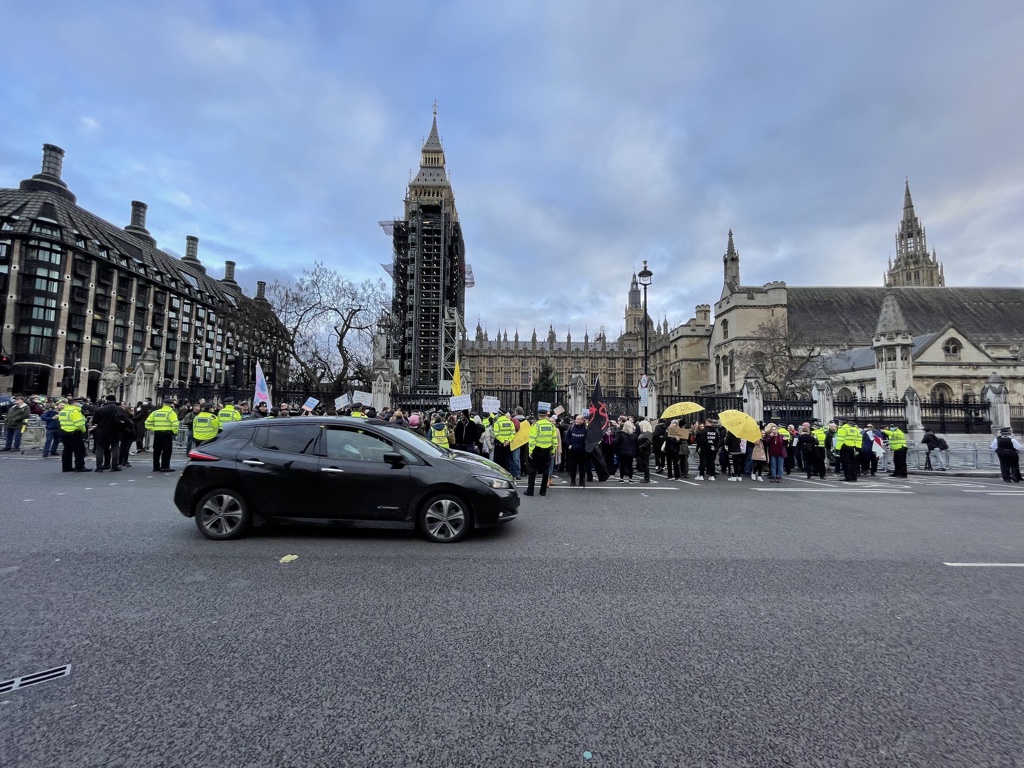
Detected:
left=2, top=0, right=1022, bottom=339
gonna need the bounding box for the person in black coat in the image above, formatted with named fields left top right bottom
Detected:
left=91, top=395, right=123, bottom=472
left=614, top=421, right=638, bottom=483
left=652, top=420, right=668, bottom=473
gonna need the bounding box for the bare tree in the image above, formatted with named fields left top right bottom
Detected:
left=733, top=317, right=848, bottom=399
left=265, top=263, right=387, bottom=392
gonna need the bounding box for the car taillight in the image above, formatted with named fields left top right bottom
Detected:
left=188, top=449, right=221, bottom=462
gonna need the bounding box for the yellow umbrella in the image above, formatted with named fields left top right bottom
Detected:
left=660, top=401, right=705, bottom=420
left=717, top=409, right=763, bottom=442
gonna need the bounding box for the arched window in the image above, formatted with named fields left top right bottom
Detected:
left=836, top=387, right=855, bottom=402
left=930, top=383, right=954, bottom=403
left=721, top=319, right=729, bottom=340
left=943, top=338, right=962, bottom=360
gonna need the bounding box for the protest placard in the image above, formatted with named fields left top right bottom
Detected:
left=481, top=396, right=501, bottom=414
left=449, top=394, right=472, bottom=411
left=302, top=397, right=320, bottom=412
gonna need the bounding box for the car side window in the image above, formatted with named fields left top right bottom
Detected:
left=252, top=424, right=320, bottom=455
left=324, top=428, right=394, bottom=463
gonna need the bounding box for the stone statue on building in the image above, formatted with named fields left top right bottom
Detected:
left=99, top=364, right=123, bottom=397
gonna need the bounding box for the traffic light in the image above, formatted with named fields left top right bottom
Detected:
left=0, top=353, right=12, bottom=376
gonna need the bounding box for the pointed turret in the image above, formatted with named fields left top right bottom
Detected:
left=723, top=229, right=740, bottom=288
left=872, top=291, right=915, bottom=398
left=627, top=272, right=641, bottom=310
left=408, top=102, right=454, bottom=214
left=902, top=178, right=915, bottom=223
left=875, top=292, right=909, bottom=336
left=886, top=179, right=944, bottom=287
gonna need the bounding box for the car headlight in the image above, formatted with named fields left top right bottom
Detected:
left=474, top=475, right=514, bottom=490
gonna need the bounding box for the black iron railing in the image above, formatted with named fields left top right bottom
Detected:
left=921, top=399, right=991, bottom=435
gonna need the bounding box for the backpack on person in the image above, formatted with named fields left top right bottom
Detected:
left=936, top=437, right=948, bottom=451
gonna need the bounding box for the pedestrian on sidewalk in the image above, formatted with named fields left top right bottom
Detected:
left=566, top=413, right=589, bottom=487
left=664, top=419, right=684, bottom=481
left=921, top=429, right=949, bottom=471
left=614, top=420, right=638, bottom=483
left=991, top=428, right=1022, bottom=483
left=636, top=420, right=653, bottom=483
left=41, top=400, right=63, bottom=457
left=695, top=419, right=719, bottom=481
left=2, top=396, right=30, bottom=452
left=765, top=423, right=787, bottom=483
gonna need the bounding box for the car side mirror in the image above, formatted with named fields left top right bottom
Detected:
left=383, top=452, right=406, bottom=468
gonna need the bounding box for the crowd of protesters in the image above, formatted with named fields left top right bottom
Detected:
left=2, top=392, right=1019, bottom=484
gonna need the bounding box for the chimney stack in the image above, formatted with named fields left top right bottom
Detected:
left=123, top=200, right=156, bottom=246
left=20, top=143, right=76, bottom=202
left=221, top=260, right=239, bottom=289
left=256, top=281, right=267, bottom=301
left=130, top=201, right=148, bottom=229
left=41, top=144, right=65, bottom=180
left=181, top=235, right=206, bottom=273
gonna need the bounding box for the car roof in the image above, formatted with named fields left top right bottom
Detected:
left=235, top=416, right=393, bottom=428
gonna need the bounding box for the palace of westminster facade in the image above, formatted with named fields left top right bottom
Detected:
left=383, top=111, right=1023, bottom=407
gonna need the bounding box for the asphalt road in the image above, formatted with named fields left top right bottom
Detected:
left=2, top=453, right=1024, bottom=767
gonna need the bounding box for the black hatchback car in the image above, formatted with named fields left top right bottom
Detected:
left=173, top=417, right=519, bottom=543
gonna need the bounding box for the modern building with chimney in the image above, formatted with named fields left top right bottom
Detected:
left=0, top=143, right=286, bottom=400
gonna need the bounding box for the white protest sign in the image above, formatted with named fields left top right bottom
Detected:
left=536, top=401, right=551, bottom=414
left=334, top=394, right=351, bottom=410
left=482, top=396, right=501, bottom=414
left=302, top=397, right=320, bottom=412
left=553, top=405, right=565, bottom=416
left=351, top=390, right=373, bottom=406
left=449, top=394, right=472, bottom=411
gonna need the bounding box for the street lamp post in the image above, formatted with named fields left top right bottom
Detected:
left=637, top=260, right=653, bottom=418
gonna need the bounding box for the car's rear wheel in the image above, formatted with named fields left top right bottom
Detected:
left=420, top=494, right=470, bottom=543
left=194, top=488, right=251, bottom=540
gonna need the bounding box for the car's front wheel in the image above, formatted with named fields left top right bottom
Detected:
left=194, top=488, right=251, bottom=540
left=420, top=494, right=470, bottom=543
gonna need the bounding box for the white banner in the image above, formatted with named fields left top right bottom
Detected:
left=481, top=396, right=501, bottom=414
left=351, top=390, right=373, bottom=406
left=334, top=394, right=351, bottom=410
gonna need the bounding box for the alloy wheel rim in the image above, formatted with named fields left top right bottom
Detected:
left=200, top=494, right=243, bottom=535
left=425, top=498, right=465, bottom=540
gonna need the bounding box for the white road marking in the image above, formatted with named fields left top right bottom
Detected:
left=944, top=563, right=1024, bottom=567
left=108, top=483, right=118, bottom=486
left=22, top=499, right=34, bottom=502
left=84, top=487, right=93, bottom=490
left=753, top=488, right=913, bottom=494
left=56, top=493, right=65, bottom=496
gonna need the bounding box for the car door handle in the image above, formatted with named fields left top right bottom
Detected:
left=242, top=459, right=265, bottom=466
left=321, top=467, right=345, bottom=474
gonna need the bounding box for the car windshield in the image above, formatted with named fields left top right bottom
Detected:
left=383, top=425, right=450, bottom=459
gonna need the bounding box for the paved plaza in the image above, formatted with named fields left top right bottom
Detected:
left=2, top=454, right=1024, bottom=766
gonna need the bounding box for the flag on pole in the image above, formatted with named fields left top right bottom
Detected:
left=452, top=358, right=462, bottom=396
left=585, top=375, right=611, bottom=481
left=585, top=375, right=609, bottom=453
left=253, top=360, right=271, bottom=407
